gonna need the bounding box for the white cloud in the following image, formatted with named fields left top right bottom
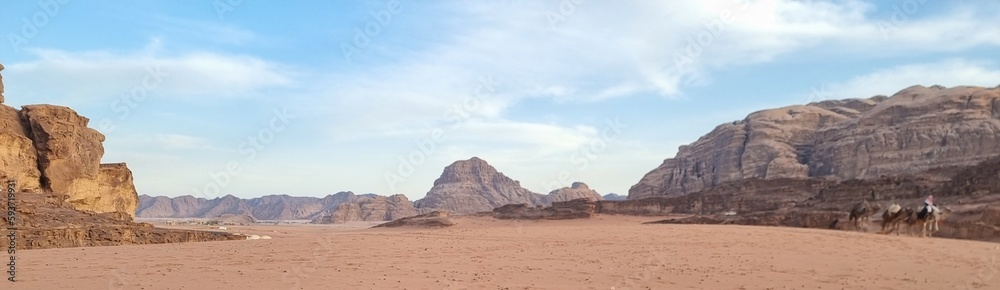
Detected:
left=4, top=43, right=297, bottom=106
left=820, top=59, right=1000, bottom=100
left=320, top=0, right=1000, bottom=139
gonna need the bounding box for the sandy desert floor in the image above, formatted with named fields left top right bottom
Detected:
left=10, top=215, right=1000, bottom=290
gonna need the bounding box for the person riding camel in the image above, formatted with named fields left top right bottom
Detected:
left=923, top=194, right=935, bottom=214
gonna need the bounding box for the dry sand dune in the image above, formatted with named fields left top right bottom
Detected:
left=13, top=215, right=999, bottom=289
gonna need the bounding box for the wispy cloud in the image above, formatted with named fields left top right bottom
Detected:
left=818, top=59, right=1000, bottom=100
left=319, top=0, right=1000, bottom=139
left=4, top=42, right=297, bottom=106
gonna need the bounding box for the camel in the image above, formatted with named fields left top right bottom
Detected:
left=902, top=205, right=944, bottom=237
left=879, top=203, right=905, bottom=235
left=848, top=200, right=882, bottom=231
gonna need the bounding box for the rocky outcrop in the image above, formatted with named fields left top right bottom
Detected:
left=4, top=190, right=243, bottom=250
left=314, top=194, right=418, bottom=223
left=600, top=154, right=1000, bottom=243
left=372, top=211, right=455, bottom=228
left=492, top=198, right=597, bottom=220
left=547, top=182, right=602, bottom=202
left=97, top=163, right=140, bottom=220
left=210, top=214, right=256, bottom=225
left=415, top=157, right=548, bottom=213
left=602, top=193, right=627, bottom=201
left=21, top=105, right=117, bottom=213
left=0, top=103, right=139, bottom=217
left=137, top=191, right=360, bottom=220
left=630, top=85, right=1000, bottom=199
left=0, top=62, right=5, bottom=103
left=0, top=105, right=41, bottom=192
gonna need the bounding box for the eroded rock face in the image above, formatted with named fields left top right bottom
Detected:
left=547, top=182, right=603, bottom=203
left=4, top=191, right=243, bottom=250
left=492, top=198, right=596, bottom=220
left=317, top=194, right=418, bottom=223
left=372, top=211, right=455, bottom=228
left=415, top=157, right=547, bottom=214
left=21, top=105, right=106, bottom=208
left=0, top=63, right=5, bottom=103
left=0, top=105, right=41, bottom=192
left=97, top=163, right=140, bottom=219
left=630, top=85, right=1000, bottom=199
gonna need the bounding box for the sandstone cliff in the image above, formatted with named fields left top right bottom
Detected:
left=414, top=157, right=548, bottom=214
left=0, top=105, right=41, bottom=192
left=630, top=85, right=1000, bottom=199
left=0, top=104, right=139, bottom=218
left=547, top=182, right=603, bottom=202
left=314, top=194, right=418, bottom=223
left=0, top=62, right=5, bottom=103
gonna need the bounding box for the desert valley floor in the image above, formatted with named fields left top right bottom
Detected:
left=13, top=215, right=1000, bottom=290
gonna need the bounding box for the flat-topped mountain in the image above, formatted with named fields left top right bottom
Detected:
left=630, top=85, right=1000, bottom=199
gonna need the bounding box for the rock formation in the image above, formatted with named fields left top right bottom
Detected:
left=630, top=85, right=1000, bottom=199
left=414, top=157, right=548, bottom=214
left=372, top=211, right=455, bottom=228
left=313, top=194, right=418, bottom=223
left=547, top=182, right=603, bottom=202
left=0, top=103, right=139, bottom=218
left=3, top=190, right=243, bottom=250
left=138, top=191, right=374, bottom=220
left=0, top=62, right=5, bottom=103
left=0, top=105, right=41, bottom=192
left=492, top=198, right=597, bottom=220
left=602, top=193, right=627, bottom=201
left=210, top=214, right=256, bottom=225
left=96, top=163, right=140, bottom=219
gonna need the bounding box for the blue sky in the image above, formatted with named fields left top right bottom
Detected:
left=2, top=0, right=999, bottom=200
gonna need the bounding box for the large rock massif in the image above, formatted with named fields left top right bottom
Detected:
left=630, top=85, right=1000, bottom=199
left=414, top=157, right=604, bottom=214
left=1, top=104, right=138, bottom=218
left=314, top=194, right=419, bottom=223
left=600, top=85, right=1000, bottom=242
left=0, top=89, right=237, bottom=249
left=414, top=157, right=548, bottom=213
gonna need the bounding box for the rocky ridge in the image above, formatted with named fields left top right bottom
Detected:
left=2, top=191, right=243, bottom=250
left=137, top=192, right=358, bottom=220
left=630, top=85, right=1000, bottom=199
left=311, top=194, right=419, bottom=224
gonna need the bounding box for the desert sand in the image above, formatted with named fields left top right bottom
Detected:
left=13, top=215, right=999, bottom=289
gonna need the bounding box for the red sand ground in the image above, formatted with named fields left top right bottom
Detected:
left=11, top=215, right=999, bottom=289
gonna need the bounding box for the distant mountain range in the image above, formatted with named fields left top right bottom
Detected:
left=136, top=192, right=377, bottom=220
